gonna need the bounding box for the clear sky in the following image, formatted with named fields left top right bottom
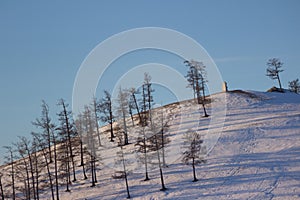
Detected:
left=0, top=0, right=299, bottom=159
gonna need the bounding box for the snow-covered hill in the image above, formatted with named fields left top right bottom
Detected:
left=56, top=90, right=300, bottom=200
left=3, top=90, right=300, bottom=200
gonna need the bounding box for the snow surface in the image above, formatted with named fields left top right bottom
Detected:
left=3, top=90, right=300, bottom=200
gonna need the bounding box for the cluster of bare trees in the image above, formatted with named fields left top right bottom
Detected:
left=185, top=60, right=209, bottom=117
left=0, top=99, right=96, bottom=200
left=0, top=62, right=210, bottom=199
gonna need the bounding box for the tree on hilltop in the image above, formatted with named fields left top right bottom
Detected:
left=266, top=58, right=284, bottom=91
left=185, top=60, right=209, bottom=117
left=289, top=78, right=300, bottom=94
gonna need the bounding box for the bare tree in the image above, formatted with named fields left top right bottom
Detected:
left=92, top=97, right=102, bottom=146
left=139, top=73, right=155, bottom=126
left=144, top=73, right=155, bottom=126
left=74, top=113, right=88, bottom=180
left=128, top=96, right=135, bottom=126
left=289, top=78, right=300, bottom=94
left=135, top=126, right=150, bottom=181
left=157, top=111, right=170, bottom=167
left=266, top=58, right=284, bottom=91
left=116, top=87, right=130, bottom=145
left=154, top=131, right=167, bottom=191
left=140, top=84, right=148, bottom=126
left=82, top=106, right=98, bottom=187
left=57, top=137, right=71, bottom=192
left=57, top=99, right=77, bottom=182
left=185, top=60, right=209, bottom=117
left=99, top=90, right=115, bottom=142
left=114, top=135, right=131, bottom=199
left=186, top=64, right=197, bottom=100
left=182, top=130, right=206, bottom=182
left=32, top=100, right=56, bottom=199
left=32, top=100, right=53, bottom=163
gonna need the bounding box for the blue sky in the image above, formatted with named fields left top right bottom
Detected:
left=0, top=0, right=299, bottom=159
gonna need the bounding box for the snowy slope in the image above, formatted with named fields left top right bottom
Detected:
left=54, top=90, right=300, bottom=200
left=3, top=90, right=300, bottom=200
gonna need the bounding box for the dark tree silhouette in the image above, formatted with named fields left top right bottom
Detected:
left=32, top=100, right=54, bottom=163
left=57, top=99, right=77, bottom=182
left=99, top=90, right=115, bottom=142
left=289, top=78, right=300, bottom=94
left=184, top=60, right=209, bottom=117
left=266, top=58, right=284, bottom=91
left=182, top=130, right=206, bottom=182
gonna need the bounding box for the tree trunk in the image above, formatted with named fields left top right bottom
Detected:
left=192, top=157, right=198, bottom=182
left=26, top=146, right=36, bottom=200
left=20, top=156, right=30, bottom=200
left=93, top=98, right=102, bottom=146
left=40, top=143, right=55, bottom=200
left=147, top=85, right=153, bottom=127
left=109, top=101, right=115, bottom=142
left=10, top=152, right=16, bottom=200
left=109, top=121, right=114, bottom=142
left=80, top=140, right=88, bottom=180
left=61, top=102, right=77, bottom=182
left=34, top=150, right=40, bottom=200
left=277, top=74, right=283, bottom=91
left=132, top=93, right=142, bottom=124
left=0, top=175, right=4, bottom=200
left=143, top=128, right=150, bottom=181
left=93, top=158, right=97, bottom=183
left=80, top=139, right=84, bottom=166
left=64, top=143, right=71, bottom=192
left=121, top=148, right=130, bottom=199
left=46, top=127, right=53, bottom=163
left=159, top=168, right=167, bottom=191
left=52, top=135, right=60, bottom=200
left=201, top=79, right=209, bottom=117
left=124, top=172, right=130, bottom=199
left=91, top=155, right=95, bottom=187
left=129, top=108, right=134, bottom=126
left=201, top=103, right=209, bottom=117
left=155, top=135, right=167, bottom=191
left=142, top=85, right=147, bottom=127
left=122, top=111, right=129, bottom=145
left=161, top=113, right=166, bottom=167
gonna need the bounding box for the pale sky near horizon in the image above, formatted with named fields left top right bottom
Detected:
left=0, top=0, right=299, bottom=159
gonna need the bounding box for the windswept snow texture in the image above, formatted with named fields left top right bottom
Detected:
left=49, top=91, right=300, bottom=200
